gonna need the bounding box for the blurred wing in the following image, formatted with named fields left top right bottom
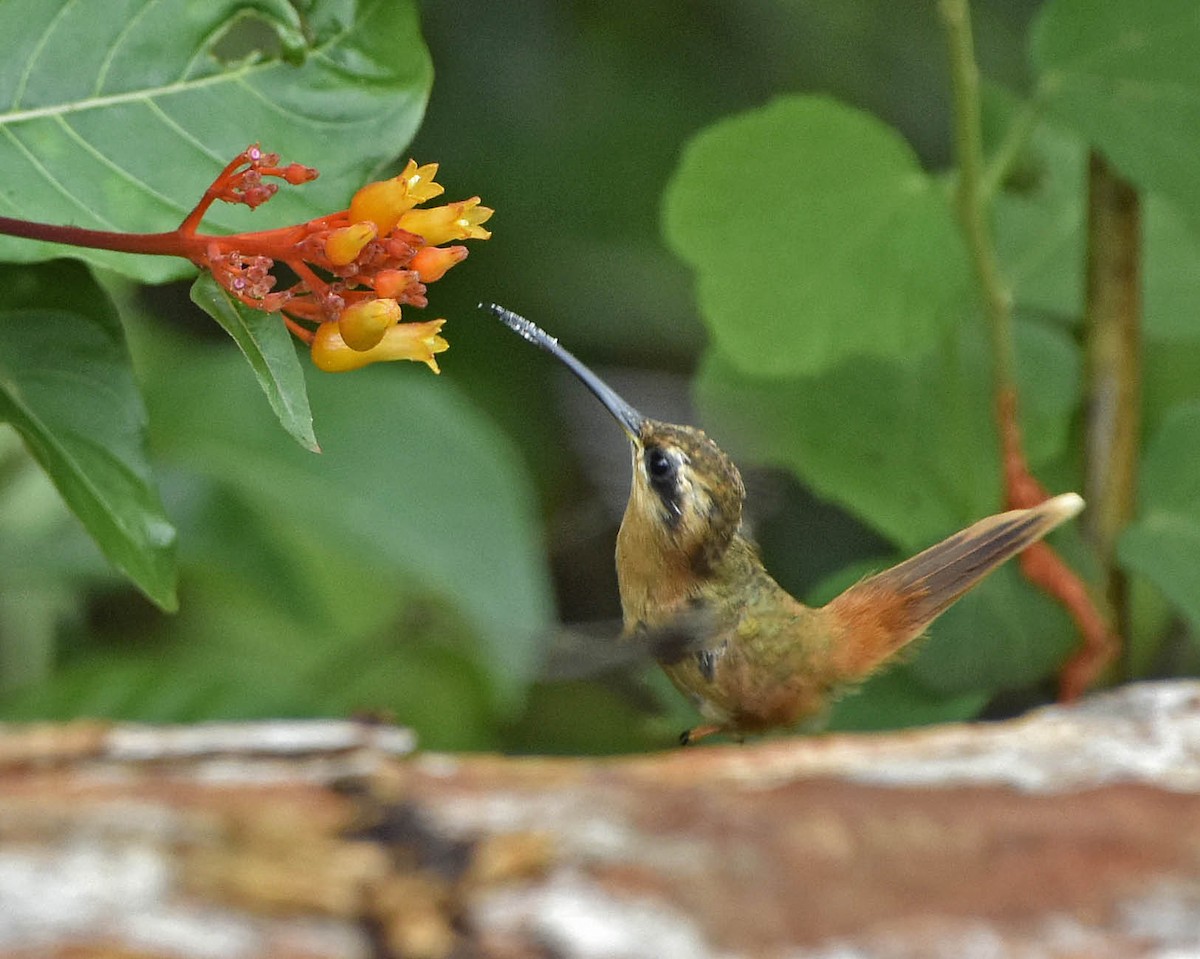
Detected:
left=539, top=605, right=721, bottom=681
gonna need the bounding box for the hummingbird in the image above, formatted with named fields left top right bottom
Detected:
left=484, top=304, right=1085, bottom=744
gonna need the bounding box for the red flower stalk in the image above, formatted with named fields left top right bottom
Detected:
left=0, top=145, right=494, bottom=373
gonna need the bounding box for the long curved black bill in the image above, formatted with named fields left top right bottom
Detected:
left=482, top=303, right=646, bottom=440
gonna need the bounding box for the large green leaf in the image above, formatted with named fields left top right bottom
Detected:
left=909, top=561, right=1076, bottom=695
left=1120, top=518, right=1200, bottom=631
left=827, top=667, right=989, bottom=732
left=1032, top=0, right=1200, bottom=230
left=1118, top=401, right=1200, bottom=631
left=1144, top=197, right=1200, bottom=342
left=663, top=95, right=969, bottom=378
left=695, top=318, right=1080, bottom=552
left=0, top=0, right=431, bottom=282
left=989, top=100, right=1087, bottom=322
left=989, top=96, right=1200, bottom=344
left=189, top=272, right=316, bottom=451
left=143, top=336, right=553, bottom=699
left=0, top=262, right=176, bottom=608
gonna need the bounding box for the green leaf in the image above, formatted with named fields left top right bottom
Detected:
left=143, top=336, right=553, bottom=700
left=695, top=318, right=1080, bottom=552
left=1144, top=197, right=1200, bottom=342
left=1032, top=0, right=1200, bottom=230
left=1014, top=317, right=1084, bottom=467
left=1119, top=400, right=1200, bottom=631
left=989, top=95, right=1200, bottom=344
left=1120, top=517, right=1200, bottom=630
left=1133, top=400, right=1200, bottom=515
left=909, top=562, right=1076, bottom=695
left=0, top=0, right=431, bottom=282
left=663, top=95, right=969, bottom=378
left=0, top=262, right=176, bottom=608
left=189, top=273, right=317, bottom=451
left=827, top=667, right=989, bottom=732
left=988, top=100, right=1088, bottom=321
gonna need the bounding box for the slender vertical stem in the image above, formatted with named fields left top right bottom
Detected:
left=1082, top=151, right=1142, bottom=667
left=938, top=0, right=1017, bottom=402
left=938, top=0, right=1119, bottom=699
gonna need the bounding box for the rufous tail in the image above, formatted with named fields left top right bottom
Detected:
left=824, top=492, right=1085, bottom=681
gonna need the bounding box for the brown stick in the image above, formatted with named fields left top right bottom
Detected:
left=1082, top=151, right=1142, bottom=669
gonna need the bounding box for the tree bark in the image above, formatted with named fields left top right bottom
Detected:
left=0, top=682, right=1198, bottom=958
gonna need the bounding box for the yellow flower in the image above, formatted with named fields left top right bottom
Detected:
left=324, top=221, right=378, bottom=266
left=396, top=160, right=444, bottom=204
left=312, top=318, right=449, bottom=373
left=348, top=161, right=444, bottom=233
left=337, top=297, right=401, bottom=351
left=397, top=198, right=493, bottom=246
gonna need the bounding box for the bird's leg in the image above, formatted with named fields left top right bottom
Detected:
left=679, top=724, right=722, bottom=747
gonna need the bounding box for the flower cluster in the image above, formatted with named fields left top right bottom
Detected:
left=190, top=147, right=492, bottom=373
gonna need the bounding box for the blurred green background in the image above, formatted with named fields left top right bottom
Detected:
left=3, top=0, right=1196, bottom=753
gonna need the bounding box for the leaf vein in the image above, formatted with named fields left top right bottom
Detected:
left=10, top=0, right=77, bottom=110
left=0, top=61, right=263, bottom=128
left=53, top=113, right=191, bottom=218
left=0, top=125, right=121, bottom=229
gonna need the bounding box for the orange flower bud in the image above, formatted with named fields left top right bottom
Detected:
left=324, top=221, right=378, bottom=266
left=279, top=163, right=319, bottom=184
left=337, top=297, right=401, bottom=351
left=372, top=268, right=418, bottom=299
left=311, top=318, right=449, bottom=374
left=410, top=245, right=468, bottom=283
left=397, top=198, right=493, bottom=246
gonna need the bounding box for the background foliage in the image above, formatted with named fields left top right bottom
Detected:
left=0, top=0, right=1196, bottom=752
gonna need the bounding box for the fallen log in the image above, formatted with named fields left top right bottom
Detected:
left=0, top=680, right=1197, bottom=958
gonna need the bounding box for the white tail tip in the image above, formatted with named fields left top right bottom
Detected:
left=1046, top=492, right=1085, bottom=521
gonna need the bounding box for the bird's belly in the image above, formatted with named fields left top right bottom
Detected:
left=660, top=641, right=835, bottom=734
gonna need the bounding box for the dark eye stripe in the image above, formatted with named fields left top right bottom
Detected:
left=644, top=444, right=682, bottom=526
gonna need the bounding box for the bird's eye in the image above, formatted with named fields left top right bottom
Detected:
left=645, top=446, right=675, bottom=484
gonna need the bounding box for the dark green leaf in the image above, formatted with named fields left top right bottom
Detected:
left=189, top=273, right=317, bottom=451
left=1014, top=317, right=1083, bottom=466
left=909, top=561, right=1076, bottom=695
left=1119, top=400, right=1200, bottom=630
left=1032, top=0, right=1200, bottom=230
left=1120, top=517, right=1200, bottom=630
left=1144, top=197, right=1200, bottom=342
left=989, top=103, right=1087, bottom=321
left=143, top=336, right=553, bottom=700
left=663, top=95, right=969, bottom=377
left=0, top=262, right=176, bottom=608
left=0, top=0, right=431, bottom=282
left=990, top=100, right=1200, bottom=344
left=827, top=667, right=989, bottom=732
left=1132, top=400, right=1200, bottom=514
left=695, top=319, right=1080, bottom=551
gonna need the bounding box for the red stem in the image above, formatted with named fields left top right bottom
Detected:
left=0, top=214, right=335, bottom=265
left=0, top=216, right=203, bottom=260
left=997, top=386, right=1120, bottom=700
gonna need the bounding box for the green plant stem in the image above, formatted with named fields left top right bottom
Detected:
left=981, top=95, right=1041, bottom=202
left=938, top=0, right=1017, bottom=399
left=1082, top=151, right=1141, bottom=669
